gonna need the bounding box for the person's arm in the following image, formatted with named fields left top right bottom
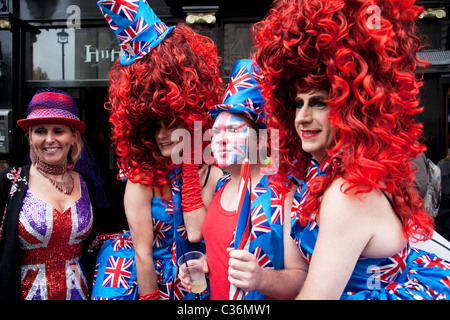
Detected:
left=227, top=186, right=308, bottom=299
left=182, top=165, right=223, bottom=243
left=124, top=179, right=158, bottom=298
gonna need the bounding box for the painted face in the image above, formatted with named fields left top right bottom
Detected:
left=294, top=89, right=334, bottom=163
left=211, top=112, right=249, bottom=167
left=29, top=124, right=77, bottom=165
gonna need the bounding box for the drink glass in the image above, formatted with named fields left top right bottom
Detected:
left=177, top=251, right=207, bottom=293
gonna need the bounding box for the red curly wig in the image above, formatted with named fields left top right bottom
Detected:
left=252, top=0, right=433, bottom=240
left=107, top=24, right=223, bottom=189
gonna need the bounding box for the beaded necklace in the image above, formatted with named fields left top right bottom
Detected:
left=36, top=159, right=74, bottom=195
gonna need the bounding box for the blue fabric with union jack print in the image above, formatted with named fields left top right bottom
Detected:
left=291, top=157, right=450, bottom=299
left=209, top=59, right=266, bottom=128
left=91, top=167, right=207, bottom=300
left=97, top=0, right=174, bottom=65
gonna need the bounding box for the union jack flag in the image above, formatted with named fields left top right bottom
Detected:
left=153, top=220, right=171, bottom=247
left=173, top=279, right=192, bottom=300
left=254, top=246, right=273, bottom=269
left=103, top=256, right=134, bottom=289
left=441, top=275, right=450, bottom=288
left=98, top=0, right=139, bottom=23
left=177, top=224, right=187, bottom=240
left=230, top=159, right=251, bottom=300
left=223, top=66, right=254, bottom=101
left=111, top=234, right=133, bottom=251
left=270, top=190, right=283, bottom=225
left=373, top=246, right=408, bottom=284
left=233, top=159, right=251, bottom=251
left=154, top=22, right=168, bottom=38
left=414, top=254, right=450, bottom=270
left=251, top=185, right=266, bottom=201
left=240, top=98, right=264, bottom=124
left=117, top=16, right=150, bottom=55
left=159, top=285, right=169, bottom=300
left=250, top=204, right=271, bottom=241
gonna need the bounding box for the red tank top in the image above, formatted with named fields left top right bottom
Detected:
left=202, top=183, right=237, bottom=300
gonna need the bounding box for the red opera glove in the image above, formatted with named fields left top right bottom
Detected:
left=139, top=288, right=159, bottom=300
left=181, top=163, right=204, bottom=212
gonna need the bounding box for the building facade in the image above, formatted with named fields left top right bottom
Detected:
left=0, top=0, right=449, bottom=226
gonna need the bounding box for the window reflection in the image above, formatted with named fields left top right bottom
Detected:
left=29, top=27, right=120, bottom=81
left=223, top=23, right=254, bottom=79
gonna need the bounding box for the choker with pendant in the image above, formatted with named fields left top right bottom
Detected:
left=36, top=159, right=74, bottom=195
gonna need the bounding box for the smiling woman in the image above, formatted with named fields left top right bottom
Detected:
left=0, top=88, right=99, bottom=300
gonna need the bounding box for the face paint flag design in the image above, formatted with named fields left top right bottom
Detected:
left=211, top=113, right=249, bottom=167
left=229, top=158, right=251, bottom=300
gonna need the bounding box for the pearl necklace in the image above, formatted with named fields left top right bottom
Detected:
left=36, top=159, right=74, bottom=195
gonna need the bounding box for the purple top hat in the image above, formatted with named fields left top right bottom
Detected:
left=97, top=0, right=175, bottom=65
left=17, top=88, right=85, bottom=134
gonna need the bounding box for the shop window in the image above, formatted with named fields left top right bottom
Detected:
left=223, top=22, right=254, bottom=79
left=29, top=27, right=120, bottom=81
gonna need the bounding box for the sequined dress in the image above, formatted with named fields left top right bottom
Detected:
left=19, top=176, right=93, bottom=300
left=291, top=157, right=450, bottom=300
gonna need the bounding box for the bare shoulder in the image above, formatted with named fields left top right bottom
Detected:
left=199, top=164, right=225, bottom=208
left=320, top=177, right=406, bottom=257
left=124, top=179, right=154, bottom=204
left=198, top=164, right=224, bottom=189
left=321, top=177, right=389, bottom=215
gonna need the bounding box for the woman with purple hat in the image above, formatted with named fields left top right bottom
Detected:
left=0, top=88, right=96, bottom=300
left=179, top=59, right=305, bottom=300
left=91, top=0, right=224, bottom=300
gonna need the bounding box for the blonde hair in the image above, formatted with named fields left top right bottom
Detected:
left=28, top=124, right=83, bottom=167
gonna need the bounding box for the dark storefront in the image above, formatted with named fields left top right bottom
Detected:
left=0, top=0, right=449, bottom=229
left=0, top=0, right=273, bottom=229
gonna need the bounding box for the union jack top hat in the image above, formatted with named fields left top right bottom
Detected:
left=17, top=88, right=85, bottom=134
left=209, top=59, right=267, bottom=128
left=97, top=0, right=175, bottom=65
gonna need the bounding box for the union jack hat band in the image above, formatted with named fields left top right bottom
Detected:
left=209, top=59, right=267, bottom=129
left=17, top=88, right=85, bottom=134
left=97, top=0, right=174, bottom=65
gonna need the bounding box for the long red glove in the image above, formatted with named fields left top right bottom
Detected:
left=181, top=163, right=204, bottom=212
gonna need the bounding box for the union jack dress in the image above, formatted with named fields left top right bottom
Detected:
left=291, top=157, right=450, bottom=299
left=19, top=176, right=93, bottom=300
left=91, top=167, right=205, bottom=300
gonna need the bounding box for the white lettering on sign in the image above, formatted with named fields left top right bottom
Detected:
left=84, top=45, right=121, bottom=63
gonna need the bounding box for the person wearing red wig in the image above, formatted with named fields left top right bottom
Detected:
left=91, top=0, right=224, bottom=300
left=252, top=0, right=450, bottom=299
